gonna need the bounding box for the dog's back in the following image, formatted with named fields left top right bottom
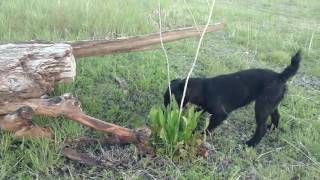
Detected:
left=203, top=69, right=279, bottom=111
left=202, top=50, right=302, bottom=112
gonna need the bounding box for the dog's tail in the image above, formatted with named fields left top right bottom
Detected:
left=279, top=50, right=302, bottom=82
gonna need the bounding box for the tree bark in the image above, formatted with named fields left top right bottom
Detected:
left=0, top=43, right=75, bottom=102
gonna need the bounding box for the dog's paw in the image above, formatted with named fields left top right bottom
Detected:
left=267, top=124, right=277, bottom=131
left=267, top=125, right=286, bottom=133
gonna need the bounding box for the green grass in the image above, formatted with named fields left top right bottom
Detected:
left=0, top=0, right=320, bottom=179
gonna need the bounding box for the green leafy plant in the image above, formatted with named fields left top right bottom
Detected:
left=149, top=98, right=203, bottom=158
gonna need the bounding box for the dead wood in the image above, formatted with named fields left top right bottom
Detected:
left=70, top=23, right=225, bottom=58
left=0, top=43, right=75, bottom=102
left=0, top=106, right=52, bottom=138
left=61, top=146, right=134, bottom=169
left=61, top=147, right=103, bottom=166
left=0, top=94, right=152, bottom=151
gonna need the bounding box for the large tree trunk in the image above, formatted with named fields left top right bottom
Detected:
left=0, top=43, right=75, bottom=102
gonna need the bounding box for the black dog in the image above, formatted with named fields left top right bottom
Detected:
left=164, top=51, right=302, bottom=147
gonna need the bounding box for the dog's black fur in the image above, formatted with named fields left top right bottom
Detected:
left=164, top=51, right=302, bottom=147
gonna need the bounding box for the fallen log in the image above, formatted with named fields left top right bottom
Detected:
left=70, top=23, right=225, bottom=58
left=0, top=43, right=75, bottom=102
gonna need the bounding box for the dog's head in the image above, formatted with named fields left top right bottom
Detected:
left=164, top=78, right=189, bottom=107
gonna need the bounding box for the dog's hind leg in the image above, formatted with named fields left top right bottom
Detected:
left=247, top=95, right=283, bottom=146
left=268, top=108, right=280, bottom=130
left=247, top=98, right=284, bottom=146
left=246, top=99, right=271, bottom=147
left=246, top=82, right=285, bottom=147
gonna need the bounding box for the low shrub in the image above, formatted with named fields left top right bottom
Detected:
left=149, top=98, right=206, bottom=158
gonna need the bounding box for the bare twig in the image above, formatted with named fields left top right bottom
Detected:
left=256, top=147, right=283, bottom=160
left=308, top=31, right=315, bottom=56
left=179, top=0, right=216, bottom=116
left=183, top=0, right=200, bottom=33
left=158, top=0, right=172, bottom=101
left=281, top=138, right=320, bottom=167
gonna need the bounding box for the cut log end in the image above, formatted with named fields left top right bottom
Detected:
left=0, top=43, right=76, bottom=102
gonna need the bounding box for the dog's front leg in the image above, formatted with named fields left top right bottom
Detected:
left=206, top=112, right=228, bottom=133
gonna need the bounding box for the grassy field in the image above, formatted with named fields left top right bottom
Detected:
left=0, top=0, right=319, bottom=179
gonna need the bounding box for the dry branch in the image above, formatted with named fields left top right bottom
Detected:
left=70, top=23, right=225, bottom=58
left=61, top=147, right=133, bottom=169
left=0, top=94, right=151, bottom=151
left=61, top=147, right=103, bottom=166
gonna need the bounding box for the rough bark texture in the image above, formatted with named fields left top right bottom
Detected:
left=70, top=23, right=225, bottom=58
left=0, top=43, right=75, bottom=102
